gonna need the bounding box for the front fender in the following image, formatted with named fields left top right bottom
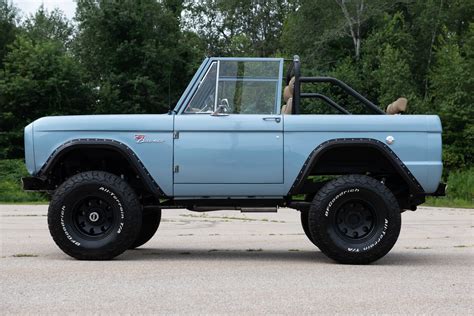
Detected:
left=37, top=139, right=167, bottom=197
left=30, top=114, right=174, bottom=195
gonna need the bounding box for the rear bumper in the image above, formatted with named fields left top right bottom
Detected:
left=427, top=182, right=446, bottom=197
left=22, top=177, right=50, bottom=191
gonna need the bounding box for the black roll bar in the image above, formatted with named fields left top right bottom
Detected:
left=300, top=93, right=351, bottom=114
left=291, top=55, right=384, bottom=115
left=292, top=55, right=301, bottom=114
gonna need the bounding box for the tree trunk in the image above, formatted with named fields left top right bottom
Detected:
left=336, top=0, right=365, bottom=60
left=424, top=0, right=444, bottom=99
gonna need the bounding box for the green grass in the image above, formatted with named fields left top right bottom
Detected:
left=423, top=168, right=473, bottom=208
left=424, top=197, right=473, bottom=208
left=0, top=159, right=472, bottom=208
left=1, top=201, right=49, bottom=205
left=0, top=159, right=48, bottom=203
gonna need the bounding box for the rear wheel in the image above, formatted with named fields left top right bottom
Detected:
left=48, top=171, right=142, bottom=260
left=301, top=193, right=320, bottom=247
left=129, top=209, right=161, bottom=249
left=300, top=211, right=319, bottom=248
left=308, top=175, right=401, bottom=264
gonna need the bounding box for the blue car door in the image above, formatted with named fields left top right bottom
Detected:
left=173, top=59, right=284, bottom=195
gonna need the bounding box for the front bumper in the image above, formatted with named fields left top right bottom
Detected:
left=22, top=177, right=50, bottom=191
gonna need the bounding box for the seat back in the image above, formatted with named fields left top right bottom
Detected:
left=281, top=77, right=295, bottom=115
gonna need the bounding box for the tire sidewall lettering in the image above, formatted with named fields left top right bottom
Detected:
left=325, top=188, right=360, bottom=217
left=60, top=205, right=81, bottom=246
left=98, top=186, right=125, bottom=234
left=361, top=218, right=388, bottom=252
left=347, top=218, right=389, bottom=253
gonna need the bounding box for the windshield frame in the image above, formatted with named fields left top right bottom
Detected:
left=174, top=57, right=284, bottom=115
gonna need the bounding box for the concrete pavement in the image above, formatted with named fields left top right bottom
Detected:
left=1, top=205, right=473, bottom=314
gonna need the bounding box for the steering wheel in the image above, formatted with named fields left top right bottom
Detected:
left=197, top=94, right=216, bottom=113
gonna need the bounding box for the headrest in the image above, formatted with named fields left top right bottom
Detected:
left=386, top=97, right=408, bottom=114
left=283, top=77, right=295, bottom=102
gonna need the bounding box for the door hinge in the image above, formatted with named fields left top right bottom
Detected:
left=173, top=131, right=179, bottom=139
left=174, top=165, right=179, bottom=173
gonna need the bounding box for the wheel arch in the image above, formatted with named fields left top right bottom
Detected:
left=288, top=138, right=425, bottom=197
left=38, top=138, right=166, bottom=198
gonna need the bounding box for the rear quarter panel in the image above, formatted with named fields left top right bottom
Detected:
left=283, top=115, right=442, bottom=194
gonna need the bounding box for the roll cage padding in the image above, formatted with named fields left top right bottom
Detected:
left=37, top=138, right=166, bottom=197
left=288, top=138, right=425, bottom=195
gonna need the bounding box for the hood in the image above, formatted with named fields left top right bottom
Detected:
left=33, top=114, right=173, bottom=132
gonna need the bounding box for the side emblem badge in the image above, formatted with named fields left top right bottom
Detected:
left=135, top=134, right=146, bottom=143
left=134, top=134, right=165, bottom=144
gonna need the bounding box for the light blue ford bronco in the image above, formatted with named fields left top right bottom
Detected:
left=22, top=56, right=445, bottom=263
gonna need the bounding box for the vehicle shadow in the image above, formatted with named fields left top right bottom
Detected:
left=121, top=247, right=329, bottom=263
left=377, top=251, right=474, bottom=267
left=117, top=248, right=472, bottom=266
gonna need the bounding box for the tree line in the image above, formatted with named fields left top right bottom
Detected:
left=0, top=0, right=472, bottom=174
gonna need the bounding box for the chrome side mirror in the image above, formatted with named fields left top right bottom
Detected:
left=211, top=99, right=230, bottom=116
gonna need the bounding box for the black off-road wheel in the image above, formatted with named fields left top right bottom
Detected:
left=308, top=175, right=401, bottom=264
left=129, top=209, right=161, bottom=249
left=48, top=171, right=142, bottom=260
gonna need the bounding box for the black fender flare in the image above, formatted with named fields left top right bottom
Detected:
left=288, top=138, right=425, bottom=195
left=38, top=138, right=166, bottom=197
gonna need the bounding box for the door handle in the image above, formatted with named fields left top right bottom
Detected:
left=262, top=117, right=281, bottom=123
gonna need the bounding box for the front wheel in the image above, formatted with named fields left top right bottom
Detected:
left=48, top=171, right=142, bottom=260
left=308, top=175, right=401, bottom=264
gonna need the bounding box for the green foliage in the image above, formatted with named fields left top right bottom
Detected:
left=0, top=159, right=47, bottom=202
left=0, top=0, right=18, bottom=64
left=75, top=0, right=202, bottom=114
left=281, top=0, right=352, bottom=70
left=23, top=5, right=73, bottom=45
left=372, top=44, right=417, bottom=108
left=184, top=0, right=296, bottom=57
left=0, top=34, right=92, bottom=158
left=428, top=26, right=474, bottom=170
